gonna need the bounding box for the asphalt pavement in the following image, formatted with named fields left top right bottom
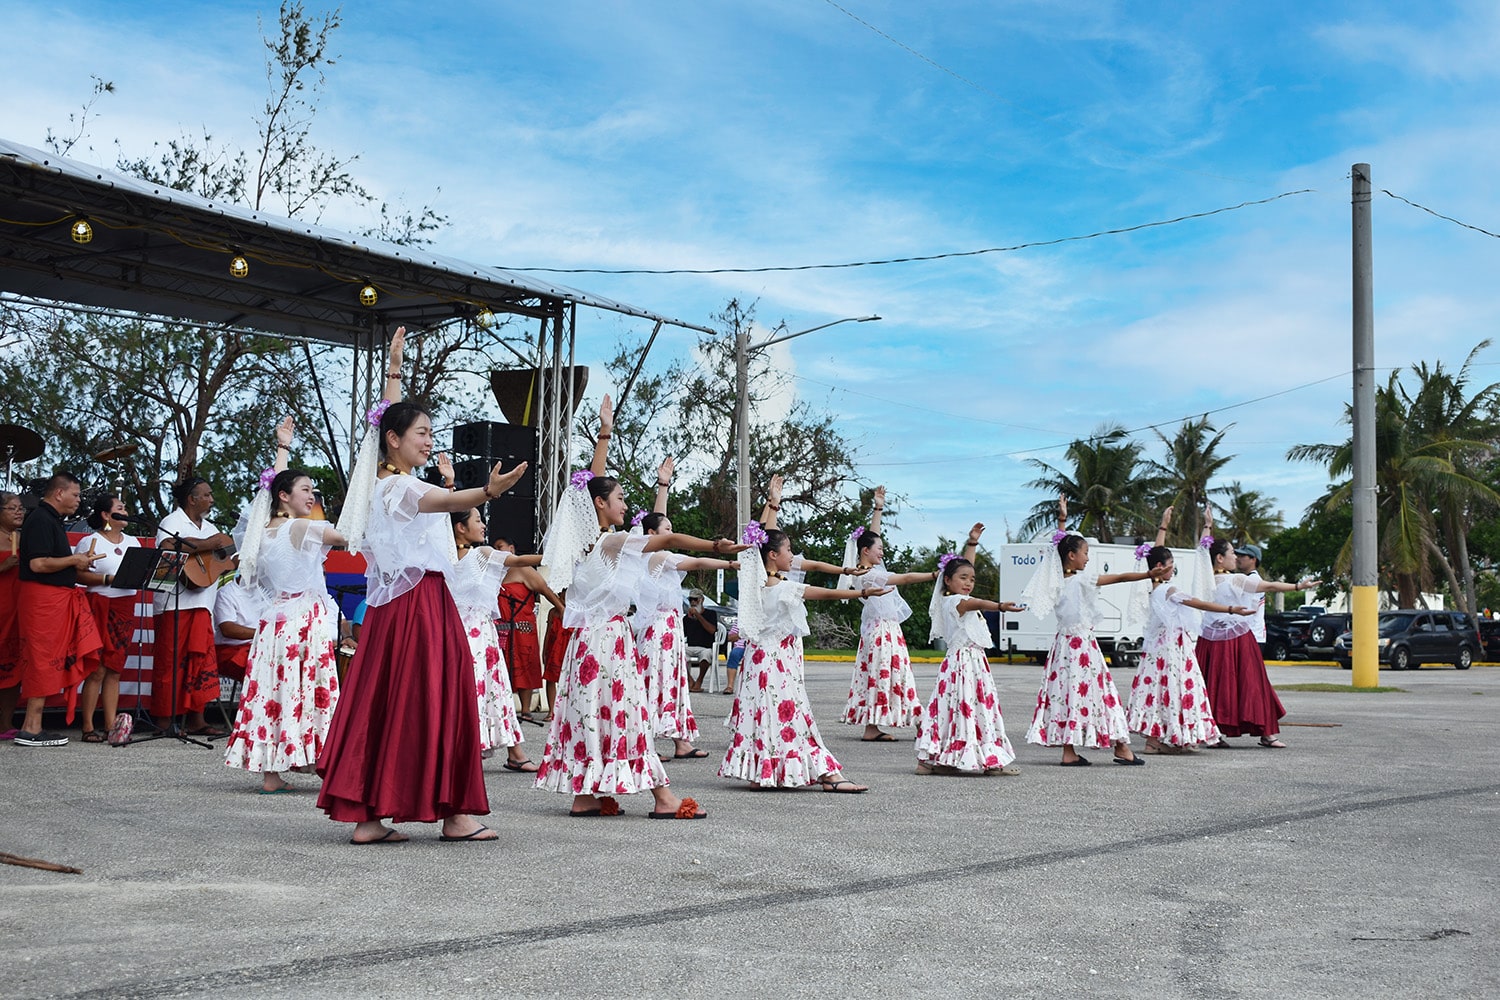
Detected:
left=3, top=658, right=1496, bottom=999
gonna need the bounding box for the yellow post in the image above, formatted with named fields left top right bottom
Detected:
left=1351, top=585, right=1380, bottom=688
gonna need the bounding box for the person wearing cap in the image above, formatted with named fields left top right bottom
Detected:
left=683, top=589, right=719, bottom=693
left=1235, top=544, right=1268, bottom=645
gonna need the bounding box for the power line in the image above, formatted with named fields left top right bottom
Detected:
left=1382, top=189, right=1500, bottom=240
left=499, top=189, right=1315, bottom=275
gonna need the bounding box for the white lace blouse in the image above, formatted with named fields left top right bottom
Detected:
left=937, top=593, right=993, bottom=651
left=856, top=564, right=912, bottom=627
left=1053, top=569, right=1103, bottom=632
left=448, top=547, right=517, bottom=619
left=363, top=475, right=456, bottom=607
left=1199, top=573, right=1259, bottom=641
left=562, top=531, right=650, bottom=630
left=1147, top=584, right=1203, bottom=637
left=749, top=580, right=810, bottom=643
left=253, top=519, right=336, bottom=602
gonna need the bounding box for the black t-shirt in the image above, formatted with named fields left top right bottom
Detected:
left=683, top=605, right=717, bottom=646
left=18, top=500, right=75, bottom=587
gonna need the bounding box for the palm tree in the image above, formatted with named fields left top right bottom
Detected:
left=1021, top=424, right=1163, bottom=543
left=1221, top=482, right=1283, bottom=549
left=1288, top=346, right=1500, bottom=609
left=1147, top=417, right=1235, bottom=546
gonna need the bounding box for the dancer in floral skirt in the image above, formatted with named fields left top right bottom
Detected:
left=915, top=525, right=1026, bottom=776
left=1022, top=496, right=1169, bottom=766
left=448, top=502, right=545, bottom=772
left=224, top=417, right=343, bottom=794
left=837, top=486, right=933, bottom=742
left=535, top=396, right=741, bottom=819
left=720, top=475, right=887, bottom=793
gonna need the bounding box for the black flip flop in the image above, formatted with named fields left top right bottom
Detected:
left=349, top=829, right=407, bottom=845
left=860, top=733, right=897, bottom=742
left=1112, top=755, right=1145, bottom=766
left=672, top=748, right=710, bottom=759
left=502, top=758, right=539, bottom=772
left=439, top=824, right=498, bottom=842
left=1060, top=756, right=1092, bottom=767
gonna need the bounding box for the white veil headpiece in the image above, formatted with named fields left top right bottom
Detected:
left=736, top=545, right=768, bottom=644
left=1020, top=530, right=1079, bottom=620
left=540, top=474, right=602, bottom=593
left=928, top=551, right=959, bottom=644
left=336, top=413, right=383, bottom=553
left=836, top=527, right=863, bottom=592
left=232, top=471, right=275, bottom=587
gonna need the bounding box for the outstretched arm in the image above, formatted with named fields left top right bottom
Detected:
left=1099, top=564, right=1173, bottom=587
left=1180, top=596, right=1253, bottom=615
left=418, top=462, right=530, bottom=514
left=803, top=584, right=894, bottom=602
left=643, top=531, right=747, bottom=556
left=799, top=558, right=867, bottom=577
left=957, top=598, right=1027, bottom=615
left=653, top=456, right=673, bottom=514
left=885, top=569, right=940, bottom=587
left=1251, top=576, right=1320, bottom=595
left=675, top=556, right=738, bottom=572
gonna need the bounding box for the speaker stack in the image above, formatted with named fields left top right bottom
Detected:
left=451, top=421, right=539, bottom=553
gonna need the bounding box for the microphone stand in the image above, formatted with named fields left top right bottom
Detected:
left=123, top=526, right=212, bottom=750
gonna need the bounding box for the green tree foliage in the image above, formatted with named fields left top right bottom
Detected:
left=1020, top=424, right=1164, bottom=543
left=1147, top=418, right=1234, bottom=546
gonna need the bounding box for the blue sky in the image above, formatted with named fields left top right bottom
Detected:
left=5, top=1, right=1500, bottom=549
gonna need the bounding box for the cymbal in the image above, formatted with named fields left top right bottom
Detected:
left=0, top=424, right=44, bottom=463
left=93, top=442, right=139, bottom=462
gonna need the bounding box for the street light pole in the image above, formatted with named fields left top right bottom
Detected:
left=734, top=315, right=881, bottom=531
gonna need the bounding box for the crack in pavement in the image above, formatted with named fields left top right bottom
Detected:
left=61, top=782, right=1500, bottom=999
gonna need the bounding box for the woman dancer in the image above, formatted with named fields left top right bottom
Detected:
left=0, top=492, right=25, bottom=738
left=449, top=503, right=545, bottom=772
left=1197, top=508, right=1316, bottom=749
left=720, top=475, right=885, bottom=793
left=839, top=486, right=936, bottom=742
left=73, top=495, right=141, bottom=742
left=637, top=510, right=738, bottom=761
left=536, top=396, right=738, bottom=819
left=1022, top=497, right=1168, bottom=766
left=318, top=328, right=528, bottom=843
left=915, top=526, right=1026, bottom=776
left=494, top=535, right=563, bottom=726
left=1126, top=508, right=1253, bottom=754
left=224, top=417, right=344, bottom=794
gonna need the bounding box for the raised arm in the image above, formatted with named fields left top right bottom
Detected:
left=869, top=485, right=885, bottom=535
left=963, top=523, right=983, bottom=564
left=758, top=474, right=783, bottom=530
left=382, top=327, right=406, bottom=404
left=1057, top=495, right=1068, bottom=533
left=590, top=395, right=613, bottom=477
left=653, top=456, right=673, bottom=514
left=273, top=416, right=294, bottom=474
left=1154, top=505, right=1172, bottom=547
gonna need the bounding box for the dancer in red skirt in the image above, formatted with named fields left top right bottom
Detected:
left=1196, top=508, right=1317, bottom=749
left=318, top=328, right=528, bottom=845
left=74, top=495, right=141, bottom=742
left=15, top=473, right=104, bottom=746
left=494, top=535, right=563, bottom=726
left=0, top=491, right=25, bottom=738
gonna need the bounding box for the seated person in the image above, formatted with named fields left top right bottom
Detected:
left=683, top=589, right=718, bottom=692
left=212, top=574, right=263, bottom=683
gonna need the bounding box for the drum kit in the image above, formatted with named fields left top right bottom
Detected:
left=0, top=421, right=139, bottom=508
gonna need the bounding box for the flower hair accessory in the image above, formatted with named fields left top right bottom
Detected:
left=630, top=509, right=647, bottom=527
left=365, top=399, right=390, bottom=427
left=1050, top=529, right=1068, bottom=546
left=570, top=470, right=595, bottom=491
left=937, top=552, right=958, bottom=573
left=1200, top=534, right=1215, bottom=550
left=741, top=520, right=769, bottom=546
left=1134, top=542, right=1152, bottom=561
left=257, top=467, right=276, bottom=492
left=850, top=526, right=864, bottom=541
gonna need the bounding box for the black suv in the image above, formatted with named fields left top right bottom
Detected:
left=1304, top=612, right=1353, bottom=657
left=1262, top=612, right=1312, bottom=661
left=1332, top=610, right=1480, bottom=670
left=1480, top=619, right=1500, bottom=662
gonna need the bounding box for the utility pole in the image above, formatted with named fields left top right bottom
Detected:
left=1350, top=163, right=1379, bottom=689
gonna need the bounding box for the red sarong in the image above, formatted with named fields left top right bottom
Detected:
left=541, top=603, right=576, bottom=684
left=86, top=592, right=138, bottom=674
left=17, top=581, right=102, bottom=720
left=215, top=643, right=249, bottom=683
left=0, top=560, right=19, bottom=689
left=149, top=608, right=219, bottom=716
left=498, top=581, right=542, bottom=689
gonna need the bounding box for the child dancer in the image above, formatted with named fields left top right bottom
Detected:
left=720, top=475, right=886, bottom=793
left=449, top=504, right=545, bottom=772
left=837, top=486, right=931, bottom=742
left=1127, top=508, right=1252, bottom=754
left=224, top=417, right=344, bottom=793
left=1022, top=496, right=1169, bottom=766
left=1197, top=507, right=1316, bottom=749
left=915, top=525, right=1026, bottom=775
left=536, top=396, right=740, bottom=819
left=318, top=328, right=528, bottom=844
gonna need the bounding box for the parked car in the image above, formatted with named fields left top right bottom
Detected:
left=1479, top=619, right=1500, bottom=662
left=1304, top=612, right=1353, bottom=657
left=1262, top=612, right=1312, bottom=661
left=1331, top=609, right=1480, bottom=670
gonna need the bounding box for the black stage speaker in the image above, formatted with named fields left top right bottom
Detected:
left=453, top=421, right=538, bottom=463
left=485, top=494, right=537, bottom=554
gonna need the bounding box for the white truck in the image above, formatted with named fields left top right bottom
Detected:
left=995, top=538, right=1210, bottom=669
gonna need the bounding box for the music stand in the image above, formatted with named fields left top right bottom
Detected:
left=109, top=545, right=211, bottom=749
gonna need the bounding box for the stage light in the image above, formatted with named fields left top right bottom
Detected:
left=359, top=283, right=379, bottom=307
left=70, top=218, right=93, bottom=244
left=477, top=308, right=495, bottom=329
left=229, top=254, right=249, bottom=278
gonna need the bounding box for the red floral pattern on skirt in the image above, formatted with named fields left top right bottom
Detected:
left=1127, top=624, right=1220, bottom=746
left=840, top=618, right=920, bottom=727
left=224, top=594, right=339, bottom=774
left=914, top=646, right=1015, bottom=771
left=1025, top=628, right=1130, bottom=748
left=637, top=608, right=700, bottom=741
left=719, top=633, right=841, bottom=787
left=462, top=609, right=523, bottom=752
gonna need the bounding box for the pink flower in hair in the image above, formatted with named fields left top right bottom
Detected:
left=1051, top=529, right=1068, bottom=546
left=850, top=526, right=864, bottom=541
left=742, top=520, right=769, bottom=546
left=1200, top=534, right=1215, bottom=550
left=570, top=470, right=595, bottom=491
left=937, top=552, right=958, bottom=573
left=1134, top=542, right=1152, bottom=561
left=630, top=509, right=648, bottom=527
left=365, top=399, right=390, bottom=427
left=257, top=467, right=276, bottom=492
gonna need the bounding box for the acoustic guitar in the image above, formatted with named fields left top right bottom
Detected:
left=177, top=544, right=239, bottom=591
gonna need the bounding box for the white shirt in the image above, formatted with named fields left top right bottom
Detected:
left=1247, top=569, right=1267, bottom=641
left=74, top=531, right=141, bottom=598
left=154, top=507, right=222, bottom=613
left=213, top=578, right=263, bottom=646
